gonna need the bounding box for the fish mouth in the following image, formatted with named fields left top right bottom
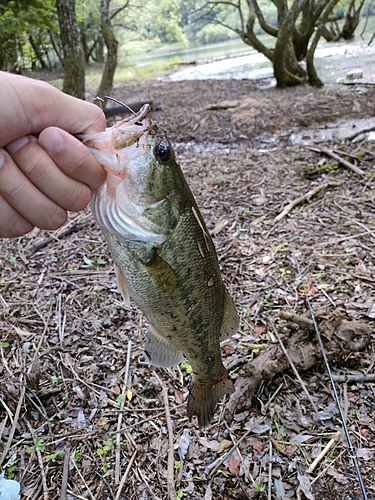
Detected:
left=81, top=103, right=153, bottom=178
left=111, top=103, right=152, bottom=150
left=120, top=103, right=152, bottom=127
left=90, top=103, right=169, bottom=244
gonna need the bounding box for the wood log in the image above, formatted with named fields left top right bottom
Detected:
left=104, top=99, right=161, bottom=118
left=225, top=313, right=370, bottom=421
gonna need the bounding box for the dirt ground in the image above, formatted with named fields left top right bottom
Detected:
left=1, top=76, right=375, bottom=500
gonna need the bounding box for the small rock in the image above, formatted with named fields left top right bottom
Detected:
left=346, top=69, right=363, bottom=80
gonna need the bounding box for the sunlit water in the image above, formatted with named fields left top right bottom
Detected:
left=124, top=21, right=375, bottom=145
left=123, top=18, right=375, bottom=86
left=167, top=38, right=375, bottom=85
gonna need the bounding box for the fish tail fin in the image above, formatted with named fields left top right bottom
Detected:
left=187, top=370, right=234, bottom=428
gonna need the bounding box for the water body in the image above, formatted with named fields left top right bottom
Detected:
left=167, top=37, right=375, bottom=85
left=125, top=37, right=260, bottom=66
left=290, top=118, right=375, bottom=145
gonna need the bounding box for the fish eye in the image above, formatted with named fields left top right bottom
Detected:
left=155, top=142, right=171, bottom=162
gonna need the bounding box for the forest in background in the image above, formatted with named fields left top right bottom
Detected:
left=1, top=0, right=375, bottom=93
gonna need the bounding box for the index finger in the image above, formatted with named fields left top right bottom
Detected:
left=38, top=127, right=107, bottom=190
left=0, top=72, right=106, bottom=146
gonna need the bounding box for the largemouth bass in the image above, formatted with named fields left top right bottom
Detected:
left=81, top=104, right=238, bottom=427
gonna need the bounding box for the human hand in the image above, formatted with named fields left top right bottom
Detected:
left=0, top=72, right=107, bottom=238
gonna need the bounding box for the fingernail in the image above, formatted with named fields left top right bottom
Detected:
left=39, top=128, right=64, bottom=153
left=6, top=136, right=29, bottom=154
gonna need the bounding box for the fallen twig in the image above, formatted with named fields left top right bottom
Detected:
left=270, top=322, right=318, bottom=411
left=155, top=372, right=176, bottom=500
left=279, top=311, right=314, bottom=330
left=310, top=449, right=346, bottom=486
left=307, top=431, right=341, bottom=474
left=72, top=456, right=96, bottom=500
left=115, top=340, right=132, bottom=485
left=60, top=445, right=70, bottom=500
left=206, top=417, right=265, bottom=477
left=0, top=375, right=26, bottom=467
left=273, top=181, right=341, bottom=222
left=268, top=439, right=272, bottom=500
left=307, top=146, right=365, bottom=175
left=115, top=450, right=137, bottom=500
left=26, top=420, right=49, bottom=500
left=332, top=148, right=371, bottom=165
left=332, top=373, right=375, bottom=383
left=28, top=222, right=92, bottom=256
left=225, top=313, right=370, bottom=421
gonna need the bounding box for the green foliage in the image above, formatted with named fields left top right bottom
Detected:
left=96, top=437, right=115, bottom=473
left=195, top=23, right=229, bottom=45
left=45, top=449, right=63, bottom=462
left=116, top=394, right=124, bottom=405
left=0, top=0, right=57, bottom=69
left=115, top=0, right=190, bottom=47
left=27, top=438, right=46, bottom=454
left=180, top=360, right=192, bottom=374
left=83, top=254, right=107, bottom=266
left=6, top=461, right=18, bottom=479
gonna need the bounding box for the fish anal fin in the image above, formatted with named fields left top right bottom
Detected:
left=145, top=325, right=184, bottom=368
left=187, top=370, right=234, bottom=428
left=114, top=264, right=131, bottom=307
left=219, top=290, right=239, bottom=342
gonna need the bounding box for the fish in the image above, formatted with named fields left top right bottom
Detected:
left=80, top=104, right=239, bottom=427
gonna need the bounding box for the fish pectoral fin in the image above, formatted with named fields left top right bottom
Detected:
left=114, top=264, right=131, bottom=307
left=187, top=370, right=234, bottom=428
left=144, top=325, right=184, bottom=368
left=219, top=290, right=239, bottom=341
left=139, top=250, right=179, bottom=293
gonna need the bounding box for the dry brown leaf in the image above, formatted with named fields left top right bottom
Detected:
left=228, top=454, right=240, bottom=476
left=217, top=439, right=232, bottom=454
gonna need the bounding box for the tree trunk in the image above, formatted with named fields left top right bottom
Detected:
left=56, top=0, right=85, bottom=99
left=237, top=2, right=274, bottom=62
left=80, top=23, right=90, bottom=64
left=341, top=0, right=367, bottom=40
left=274, top=39, right=305, bottom=87
left=95, top=35, right=105, bottom=63
left=307, top=0, right=340, bottom=87
left=306, top=28, right=323, bottom=87
left=28, top=35, right=48, bottom=69
left=97, top=0, right=118, bottom=101
left=273, top=0, right=306, bottom=88
left=48, top=30, right=63, bottom=67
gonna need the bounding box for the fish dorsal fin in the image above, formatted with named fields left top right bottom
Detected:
left=145, top=324, right=184, bottom=368
left=219, top=290, right=239, bottom=341
left=114, top=264, right=131, bottom=307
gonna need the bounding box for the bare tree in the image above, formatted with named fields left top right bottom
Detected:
left=56, top=0, right=85, bottom=98
left=97, top=0, right=129, bottom=102
left=341, top=0, right=367, bottom=39
left=203, top=0, right=342, bottom=88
